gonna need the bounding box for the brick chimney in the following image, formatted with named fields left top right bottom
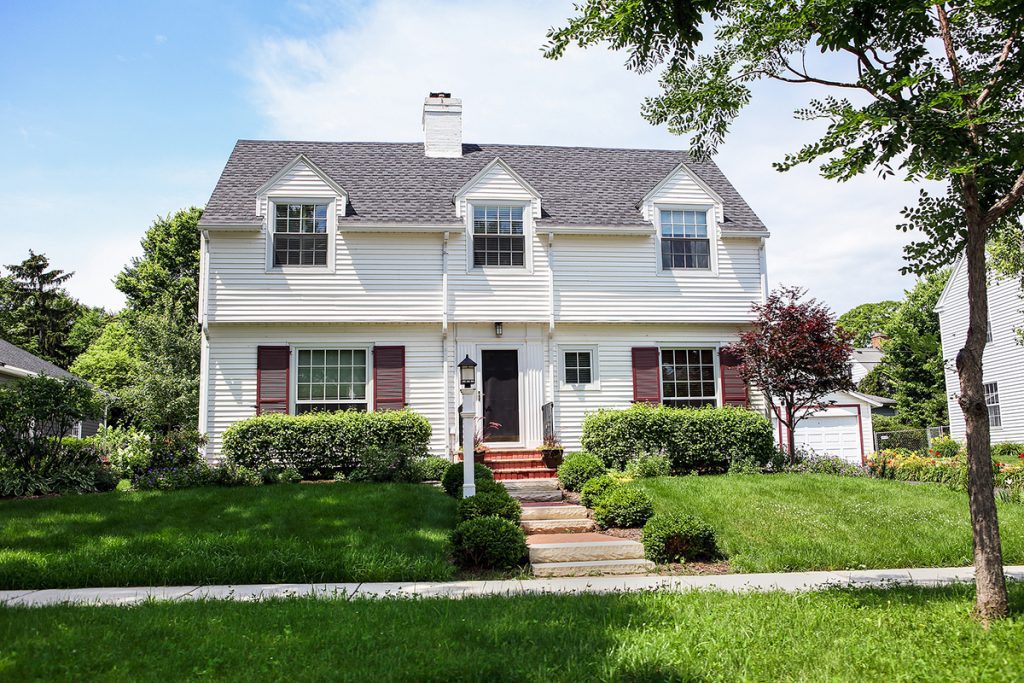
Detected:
left=422, top=92, right=462, bottom=158
left=870, top=331, right=889, bottom=350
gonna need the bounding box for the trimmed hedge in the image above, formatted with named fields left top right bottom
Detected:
left=221, top=410, right=431, bottom=478
left=625, top=453, right=671, bottom=479
left=442, top=462, right=494, bottom=498
left=581, top=404, right=775, bottom=473
left=593, top=486, right=655, bottom=529
left=414, top=456, right=451, bottom=482
left=642, top=513, right=719, bottom=564
left=579, top=474, right=620, bottom=508
left=456, top=490, right=522, bottom=524
left=449, top=517, right=528, bottom=570
left=557, top=452, right=606, bottom=492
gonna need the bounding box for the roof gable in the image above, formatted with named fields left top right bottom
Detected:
left=641, top=161, right=724, bottom=207
left=255, top=153, right=348, bottom=204
left=453, top=157, right=542, bottom=218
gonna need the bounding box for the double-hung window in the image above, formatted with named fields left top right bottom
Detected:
left=661, top=349, right=717, bottom=408
left=660, top=209, right=711, bottom=270
left=473, top=205, right=525, bottom=267
left=564, top=350, right=593, bottom=385
left=985, top=382, right=1001, bottom=428
left=274, top=202, right=329, bottom=267
left=295, top=348, right=367, bottom=414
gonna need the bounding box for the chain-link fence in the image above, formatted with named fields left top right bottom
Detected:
left=873, top=426, right=951, bottom=452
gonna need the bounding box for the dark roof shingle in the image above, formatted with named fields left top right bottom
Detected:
left=199, top=141, right=766, bottom=232
left=0, top=338, right=75, bottom=380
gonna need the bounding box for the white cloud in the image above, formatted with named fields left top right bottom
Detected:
left=245, top=0, right=937, bottom=313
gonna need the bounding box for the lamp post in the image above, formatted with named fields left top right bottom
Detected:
left=458, top=355, right=478, bottom=498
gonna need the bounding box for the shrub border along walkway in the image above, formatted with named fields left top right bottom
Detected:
left=3, top=566, right=1022, bottom=607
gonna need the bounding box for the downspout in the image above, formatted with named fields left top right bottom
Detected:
left=547, top=231, right=557, bottom=438
left=759, top=237, right=769, bottom=303
left=441, top=231, right=451, bottom=457
left=197, top=231, right=211, bottom=455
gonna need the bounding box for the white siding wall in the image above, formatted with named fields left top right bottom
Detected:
left=938, top=262, right=1024, bottom=442
left=257, top=161, right=345, bottom=218
left=204, top=323, right=446, bottom=459
left=640, top=167, right=725, bottom=224
left=455, top=163, right=540, bottom=218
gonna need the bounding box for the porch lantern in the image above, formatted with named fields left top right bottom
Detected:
left=458, top=355, right=477, bottom=388
left=494, top=321, right=503, bottom=337
left=457, top=355, right=478, bottom=498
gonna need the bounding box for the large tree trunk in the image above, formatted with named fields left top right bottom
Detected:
left=956, top=217, right=1008, bottom=622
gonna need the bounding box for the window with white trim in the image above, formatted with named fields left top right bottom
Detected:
left=295, top=348, right=367, bottom=414
left=273, top=202, right=329, bottom=267
left=564, top=350, right=593, bottom=385
left=661, top=348, right=717, bottom=408
left=473, top=205, right=525, bottom=267
left=660, top=209, right=710, bottom=270
left=985, top=382, right=1001, bottom=427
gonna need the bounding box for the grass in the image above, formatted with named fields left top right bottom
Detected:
left=2, top=584, right=1023, bottom=681
left=0, top=483, right=456, bottom=589
left=637, top=474, right=1024, bottom=573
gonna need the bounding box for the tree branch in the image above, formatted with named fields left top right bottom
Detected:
left=983, top=168, right=1024, bottom=230
left=976, top=29, right=1018, bottom=107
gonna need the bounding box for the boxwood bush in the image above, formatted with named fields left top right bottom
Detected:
left=221, top=410, right=431, bottom=479
left=642, top=513, right=719, bottom=564
left=557, top=451, right=606, bottom=491
left=593, top=486, right=655, bottom=529
left=442, top=462, right=494, bottom=497
left=625, top=453, right=671, bottom=478
left=413, top=456, right=451, bottom=482
left=456, top=490, right=522, bottom=524
left=579, top=474, right=620, bottom=508
left=581, top=404, right=774, bottom=473
left=449, top=516, right=528, bottom=570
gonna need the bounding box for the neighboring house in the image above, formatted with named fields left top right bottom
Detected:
left=196, top=93, right=774, bottom=460
left=849, top=332, right=887, bottom=384
left=0, top=338, right=102, bottom=437
left=936, top=257, right=1024, bottom=443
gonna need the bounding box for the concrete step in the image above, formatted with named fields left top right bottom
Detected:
left=521, top=504, right=589, bottom=521
left=502, top=479, right=560, bottom=492
left=527, top=533, right=646, bottom=563
left=521, top=518, right=597, bottom=534
left=508, top=489, right=563, bottom=503
left=532, top=558, right=656, bottom=578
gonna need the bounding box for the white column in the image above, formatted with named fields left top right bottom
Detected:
left=461, top=386, right=476, bottom=497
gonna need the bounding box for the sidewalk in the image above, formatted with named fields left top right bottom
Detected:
left=2, top=566, right=1022, bottom=607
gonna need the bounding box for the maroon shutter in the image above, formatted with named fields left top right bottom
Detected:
left=631, top=347, right=661, bottom=404
left=256, top=346, right=290, bottom=415
left=374, top=346, right=406, bottom=411
left=719, top=348, right=749, bottom=407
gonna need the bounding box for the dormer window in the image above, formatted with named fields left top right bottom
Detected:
left=660, top=209, right=710, bottom=270
left=273, top=202, right=328, bottom=267
left=473, top=205, right=525, bottom=267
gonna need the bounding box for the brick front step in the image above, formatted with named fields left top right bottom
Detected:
left=481, top=450, right=543, bottom=460
left=483, top=458, right=548, bottom=470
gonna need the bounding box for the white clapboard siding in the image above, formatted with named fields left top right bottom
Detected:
left=257, top=160, right=345, bottom=217
left=204, top=323, right=447, bottom=459
left=640, top=166, right=725, bottom=224
left=456, top=162, right=540, bottom=218
left=938, top=261, right=1024, bottom=442
left=447, top=230, right=551, bottom=321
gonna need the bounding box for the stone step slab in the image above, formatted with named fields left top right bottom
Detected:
left=520, top=504, right=589, bottom=521
left=508, top=489, right=564, bottom=503
left=532, top=558, right=656, bottom=578
left=527, top=535, right=646, bottom=564
left=521, top=518, right=597, bottom=534
left=502, top=479, right=560, bottom=492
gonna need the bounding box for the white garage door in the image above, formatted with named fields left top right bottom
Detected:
left=794, top=415, right=861, bottom=463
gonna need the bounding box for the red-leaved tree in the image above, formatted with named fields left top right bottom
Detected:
left=725, top=287, right=854, bottom=459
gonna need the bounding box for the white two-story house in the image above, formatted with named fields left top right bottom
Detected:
left=196, top=93, right=771, bottom=460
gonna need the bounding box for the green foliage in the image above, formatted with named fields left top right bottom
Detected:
left=0, top=251, right=82, bottom=368
left=579, top=474, right=620, bottom=508
left=992, top=443, right=1024, bottom=462
left=223, top=410, right=432, bottom=480
left=836, top=301, right=900, bottom=348
left=69, top=320, right=140, bottom=397
left=413, top=456, right=450, bottom=482
left=442, top=462, right=495, bottom=498
left=857, top=366, right=894, bottom=399
left=593, top=486, right=655, bottom=529
left=64, top=306, right=113, bottom=360
left=212, top=463, right=264, bottom=487
left=116, top=207, right=203, bottom=318
left=456, top=490, right=522, bottom=524
left=928, top=435, right=962, bottom=460
left=131, top=462, right=213, bottom=491
left=642, top=513, right=719, bottom=564
left=557, top=451, right=606, bottom=492
left=871, top=414, right=915, bottom=434
left=449, top=516, right=528, bottom=570
left=581, top=404, right=775, bottom=473
left=785, top=454, right=865, bottom=477
left=625, top=453, right=671, bottom=478
left=276, top=467, right=303, bottom=484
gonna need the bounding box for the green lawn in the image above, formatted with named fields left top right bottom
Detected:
left=2, top=584, right=1023, bottom=681
left=637, top=474, right=1024, bottom=572
left=0, top=483, right=456, bottom=589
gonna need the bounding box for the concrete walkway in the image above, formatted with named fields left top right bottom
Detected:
left=2, top=566, right=1022, bottom=607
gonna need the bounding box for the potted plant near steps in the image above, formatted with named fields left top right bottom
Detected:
left=540, top=435, right=564, bottom=468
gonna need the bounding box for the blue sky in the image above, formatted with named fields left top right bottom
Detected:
left=0, top=0, right=930, bottom=313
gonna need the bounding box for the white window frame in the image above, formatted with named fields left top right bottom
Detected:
left=465, top=200, right=533, bottom=274
left=265, top=196, right=337, bottom=274
left=560, top=345, right=599, bottom=389
left=289, top=343, right=373, bottom=414
left=659, top=346, right=721, bottom=408
left=655, top=204, right=718, bottom=276
left=984, top=382, right=1001, bottom=428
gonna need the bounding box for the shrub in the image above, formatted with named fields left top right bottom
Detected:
left=581, top=404, right=774, bottom=473
left=786, top=454, right=865, bottom=477
left=557, top=451, right=606, bottom=492
left=927, top=435, right=962, bottom=460
left=625, top=453, right=671, bottom=478
left=276, top=467, right=303, bottom=484
left=449, top=516, right=528, bottom=570
left=442, top=462, right=494, bottom=497
left=413, top=456, right=450, bottom=482
left=94, top=426, right=151, bottom=478
left=348, top=443, right=419, bottom=483
left=456, top=490, right=522, bottom=524
left=132, top=462, right=214, bottom=491
left=213, top=463, right=263, bottom=487
left=642, top=513, right=719, bottom=564
left=579, top=474, right=620, bottom=508
left=593, top=486, right=655, bottom=529
left=992, top=442, right=1024, bottom=462
left=222, top=409, right=431, bottom=479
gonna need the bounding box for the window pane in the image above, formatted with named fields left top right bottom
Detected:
left=577, top=367, right=592, bottom=383
left=566, top=367, right=578, bottom=384
left=660, top=347, right=716, bottom=408
left=298, top=350, right=311, bottom=365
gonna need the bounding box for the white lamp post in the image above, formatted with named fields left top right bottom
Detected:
left=458, top=355, right=478, bottom=498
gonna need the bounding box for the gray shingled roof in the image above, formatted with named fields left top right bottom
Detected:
left=0, top=338, right=75, bottom=380
left=199, top=141, right=766, bottom=232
